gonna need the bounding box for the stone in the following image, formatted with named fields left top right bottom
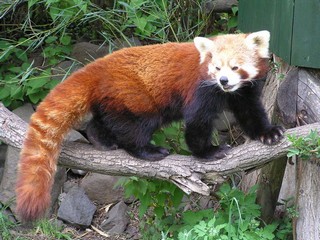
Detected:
left=57, top=185, right=96, bottom=228
left=51, top=60, right=81, bottom=81
left=63, top=180, right=78, bottom=194
left=80, top=173, right=124, bottom=205
left=113, top=37, right=142, bottom=49
left=0, top=144, right=7, bottom=182
left=0, top=104, right=67, bottom=219
left=71, top=42, right=109, bottom=64
left=100, top=201, right=129, bottom=234
left=66, top=127, right=89, bottom=177
left=0, top=104, right=35, bottom=211
left=13, top=103, right=35, bottom=122
left=0, top=146, right=20, bottom=207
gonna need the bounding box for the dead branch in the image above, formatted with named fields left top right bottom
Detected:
left=0, top=102, right=319, bottom=195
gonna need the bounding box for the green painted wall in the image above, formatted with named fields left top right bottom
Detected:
left=239, top=0, right=320, bottom=69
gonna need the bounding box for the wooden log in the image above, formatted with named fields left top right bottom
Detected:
left=294, top=69, right=320, bottom=240
left=203, top=0, right=238, bottom=13
left=0, top=102, right=319, bottom=197
left=241, top=56, right=294, bottom=223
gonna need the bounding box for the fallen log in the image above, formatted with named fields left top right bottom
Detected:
left=0, top=102, right=318, bottom=195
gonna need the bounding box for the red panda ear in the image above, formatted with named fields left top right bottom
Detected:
left=245, top=30, right=270, bottom=58
left=194, top=37, right=215, bottom=64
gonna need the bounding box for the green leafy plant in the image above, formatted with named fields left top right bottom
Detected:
left=0, top=204, right=17, bottom=240
left=162, top=184, right=293, bottom=240
left=114, top=0, right=218, bottom=42
left=34, top=219, right=72, bottom=240
left=152, top=122, right=191, bottom=155
left=0, top=35, right=72, bottom=109
left=117, top=176, right=184, bottom=240
left=117, top=0, right=168, bottom=39
left=287, top=130, right=320, bottom=160
left=119, top=177, right=184, bottom=218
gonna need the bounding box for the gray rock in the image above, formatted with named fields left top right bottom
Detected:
left=113, top=37, right=142, bottom=49
left=0, top=104, right=35, bottom=211
left=0, top=144, right=7, bottom=182
left=13, top=103, right=34, bottom=122
left=57, top=185, right=96, bottom=228
left=63, top=180, right=78, bottom=194
left=0, top=146, right=20, bottom=207
left=80, top=173, right=124, bottom=205
left=51, top=60, right=81, bottom=81
left=49, top=167, right=67, bottom=216
left=66, top=130, right=89, bottom=176
left=28, top=49, right=45, bottom=68
left=101, top=201, right=129, bottom=234
left=0, top=104, right=67, bottom=219
left=66, top=129, right=88, bottom=143
left=71, top=42, right=109, bottom=64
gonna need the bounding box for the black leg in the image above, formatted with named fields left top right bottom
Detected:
left=86, top=117, right=118, bottom=151
left=228, top=85, right=284, bottom=144
left=184, top=85, right=229, bottom=160
left=185, top=120, right=230, bottom=159
left=92, top=108, right=169, bottom=161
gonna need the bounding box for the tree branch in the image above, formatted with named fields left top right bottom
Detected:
left=0, top=103, right=318, bottom=195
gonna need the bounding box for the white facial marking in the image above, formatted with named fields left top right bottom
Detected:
left=242, top=63, right=258, bottom=79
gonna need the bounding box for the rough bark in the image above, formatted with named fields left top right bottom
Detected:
left=203, top=0, right=238, bottom=13
left=0, top=102, right=319, bottom=196
left=255, top=57, right=295, bottom=223
left=295, top=159, right=320, bottom=240
left=240, top=56, right=294, bottom=223
left=292, top=69, right=320, bottom=240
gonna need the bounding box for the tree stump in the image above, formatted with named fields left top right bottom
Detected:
left=241, top=56, right=294, bottom=223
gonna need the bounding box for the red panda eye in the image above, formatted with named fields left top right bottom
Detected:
left=216, top=67, right=221, bottom=71
left=232, top=66, right=239, bottom=71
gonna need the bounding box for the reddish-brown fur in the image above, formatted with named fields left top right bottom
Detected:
left=16, top=31, right=272, bottom=221
left=16, top=42, right=208, bottom=221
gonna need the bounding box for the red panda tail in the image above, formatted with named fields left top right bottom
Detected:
left=15, top=68, right=97, bottom=221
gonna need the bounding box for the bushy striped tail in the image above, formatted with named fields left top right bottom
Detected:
left=15, top=68, right=96, bottom=221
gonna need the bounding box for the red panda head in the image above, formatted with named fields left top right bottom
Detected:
left=194, top=30, right=270, bottom=92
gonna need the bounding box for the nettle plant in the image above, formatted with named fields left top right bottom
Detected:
left=287, top=130, right=320, bottom=160
left=0, top=36, right=72, bottom=109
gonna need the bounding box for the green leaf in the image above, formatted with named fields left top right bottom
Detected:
left=139, top=194, right=151, bottom=217
left=45, top=36, right=58, bottom=44
left=28, top=91, right=48, bottom=104
left=60, top=35, right=71, bottom=45
left=10, top=86, right=24, bottom=101
left=134, top=17, right=148, bottom=32
left=13, top=48, right=28, bottom=62
left=28, top=0, right=40, bottom=9
left=228, top=16, right=238, bottom=30
left=154, top=206, right=165, bottom=218
left=8, top=66, right=22, bottom=74
left=27, top=77, right=49, bottom=89
left=45, top=79, right=61, bottom=90
left=231, top=6, right=238, bottom=15
left=0, top=86, right=11, bottom=99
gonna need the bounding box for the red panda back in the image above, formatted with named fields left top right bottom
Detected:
left=92, top=42, right=206, bottom=114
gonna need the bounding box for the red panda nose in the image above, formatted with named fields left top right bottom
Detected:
left=219, top=76, right=229, bottom=86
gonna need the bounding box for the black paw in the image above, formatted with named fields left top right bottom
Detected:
left=126, top=144, right=170, bottom=161
left=260, top=125, right=285, bottom=145
left=194, top=144, right=231, bottom=161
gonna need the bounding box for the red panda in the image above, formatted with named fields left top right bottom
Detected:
left=15, top=30, right=284, bottom=221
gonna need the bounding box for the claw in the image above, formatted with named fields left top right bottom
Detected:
left=260, top=125, right=285, bottom=145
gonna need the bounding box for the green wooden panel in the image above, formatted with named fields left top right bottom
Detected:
left=291, top=0, right=320, bottom=68
left=238, top=0, right=294, bottom=64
